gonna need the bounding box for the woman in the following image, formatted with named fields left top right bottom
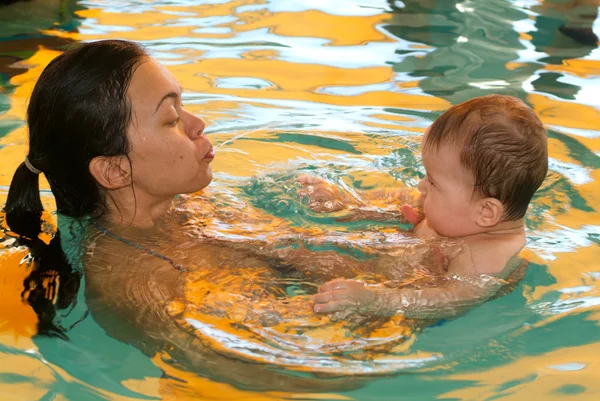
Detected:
left=5, top=39, right=428, bottom=391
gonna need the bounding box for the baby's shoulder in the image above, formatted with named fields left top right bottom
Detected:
left=449, top=233, right=525, bottom=278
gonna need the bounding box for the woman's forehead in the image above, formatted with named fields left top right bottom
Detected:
left=128, top=59, right=179, bottom=106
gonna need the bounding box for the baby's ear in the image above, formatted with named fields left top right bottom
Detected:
left=476, top=197, right=504, bottom=228
left=89, top=155, right=132, bottom=190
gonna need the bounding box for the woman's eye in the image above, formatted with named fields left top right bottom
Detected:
left=169, top=117, right=181, bottom=127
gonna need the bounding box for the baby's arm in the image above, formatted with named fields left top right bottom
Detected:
left=312, top=274, right=505, bottom=319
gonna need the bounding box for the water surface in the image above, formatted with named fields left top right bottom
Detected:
left=1, top=0, right=599, bottom=400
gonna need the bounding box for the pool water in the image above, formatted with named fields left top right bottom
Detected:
left=1, top=0, right=600, bottom=400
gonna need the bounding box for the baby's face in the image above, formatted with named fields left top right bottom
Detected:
left=417, top=141, right=481, bottom=238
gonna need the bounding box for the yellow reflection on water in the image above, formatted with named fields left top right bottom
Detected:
left=0, top=249, right=37, bottom=340
left=442, top=342, right=600, bottom=401
left=528, top=93, right=600, bottom=132
left=0, top=337, right=165, bottom=401
left=152, top=355, right=354, bottom=401
left=544, top=59, right=600, bottom=78
left=68, top=2, right=394, bottom=46
left=234, top=9, right=394, bottom=46
left=0, top=48, right=61, bottom=197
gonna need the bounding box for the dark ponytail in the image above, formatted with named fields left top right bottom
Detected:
left=3, top=39, right=148, bottom=339
left=4, top=162, right=82, bottom=339
left=19, top=232, right=82, bottom=340
left=5, top=162, right=44, bottom=240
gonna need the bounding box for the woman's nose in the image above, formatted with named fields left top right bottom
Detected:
left=186, top=113, right=206, bottom=139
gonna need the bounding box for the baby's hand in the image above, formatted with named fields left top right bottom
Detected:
left=312, top=279, right=377, bottom=314
left=401, top=204, right=425, bottom=226
left=297, top=174, right=349, bottom=213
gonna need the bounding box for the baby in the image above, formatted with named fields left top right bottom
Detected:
left=301, top=95, right=548, bottom=319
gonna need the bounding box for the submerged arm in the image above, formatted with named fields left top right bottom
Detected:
left=257, top=244, right=383, bottom=283
left=373, top=274, right=506, bottom=319
left=85, top=244, right=362, bottom=392
left=313, top=242, right=527, bottom=319
left=297, top=175, right=423, bottom=224
left=313, top=273, right=506, bottom=320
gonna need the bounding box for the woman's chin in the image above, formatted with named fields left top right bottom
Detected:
left=197, top=173, right=213, bottom=191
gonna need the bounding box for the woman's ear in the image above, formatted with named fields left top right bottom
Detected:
left=89, top=156, right=132, bottom=190
left=476, top=197, right=504, bottom=228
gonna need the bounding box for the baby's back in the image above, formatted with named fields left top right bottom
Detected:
left=449, top=230, right=526, bottom=279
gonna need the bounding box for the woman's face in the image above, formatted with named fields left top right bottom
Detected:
left=126, top=58, right=214, bottom=202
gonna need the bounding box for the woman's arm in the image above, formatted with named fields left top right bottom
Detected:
left=297, top=174, right=424, bottom=224
left=85, top=243, right=363, bottom=392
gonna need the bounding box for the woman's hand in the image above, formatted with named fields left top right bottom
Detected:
left=297, top=174, right=352, bottom=213
left=297, top=174, right=426, bottom=228
left=312, top=279, right=379, bottom=314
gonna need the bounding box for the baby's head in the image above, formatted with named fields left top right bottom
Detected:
left=418, top=95, right=548, bottom=237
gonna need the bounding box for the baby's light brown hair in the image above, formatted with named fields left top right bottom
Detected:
left=424, top=95, right=548, bottom=221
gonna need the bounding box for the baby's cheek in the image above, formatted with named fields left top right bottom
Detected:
left=422, top=197, right=434, bottom=220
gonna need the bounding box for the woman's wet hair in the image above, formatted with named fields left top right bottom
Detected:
left=3, top=40, right=148, bottom=338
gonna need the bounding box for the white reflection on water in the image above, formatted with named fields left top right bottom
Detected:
left=528, top=225, right=600, bottom=261
left=548, top=158, right=594, bottom=185
left=185, top=317, right=440, bottom=374
left=239, top=0, right=391, bottom=16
